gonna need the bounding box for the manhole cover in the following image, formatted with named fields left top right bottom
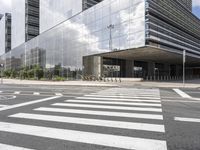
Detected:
left=0, top=95, right=16, bottom=100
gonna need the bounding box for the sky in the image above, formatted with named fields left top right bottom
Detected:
left=0, top=0, right=200, bottom=18
left=193, top=0, right=200, bottom=18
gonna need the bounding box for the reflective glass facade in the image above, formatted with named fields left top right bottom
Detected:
left=1, top=0, right=145, bottom=79
left=0, top=13, right=11, bottom=55
left=0, top=14, right=3, bottom=20
left=40, top=0, right=82, bottom=33
left=0, top=15, right=5, bottom=56
left=5, top=13, right=12, bottom=53
left=1, top=0, right=200, bottom=79
left=25, top=0, right=40, bottom=41
left=83, top=0, right=103, bottom=10
left=11, top=0, right=25, bottom=49
left=11, top=0, right=40, bottom=49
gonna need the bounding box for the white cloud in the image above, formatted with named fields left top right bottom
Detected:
left=193, top=0, right=200, bottom=7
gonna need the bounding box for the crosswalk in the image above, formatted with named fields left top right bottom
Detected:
left=0, top=88, right=168, bottom=150
left=1, top=88, right=195, bottom=99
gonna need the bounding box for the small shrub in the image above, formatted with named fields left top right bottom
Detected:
left=52, top=76, right=65, bottom=81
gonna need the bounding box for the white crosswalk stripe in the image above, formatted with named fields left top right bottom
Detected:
left=0, top=122, right=167, bottom=150
left=14, top=91, right=21, bottom=94
left=10, top=113, right=165, bottom=132
left=0, top=105, right=8, bottom=108
left=55, top=93, right=63, bottom=96
left=34, top=107, right=164, bottom=120
left=76, top=97, right=161, bottom=103
left=0, top=143, right=35, bottom=150
left=33, top=92, right=40, bottom=95
left=66, top=99, right=162, bottom=107
left=82, top=95, right=160, bottom=99
left=52, top=103, right=163, bottom=112
left=1, top=88, right=168, bottom=150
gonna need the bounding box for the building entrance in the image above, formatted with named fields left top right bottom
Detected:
left=134, top=61, right=148, bottom=78
left=103, top=58, right=126, bottom=78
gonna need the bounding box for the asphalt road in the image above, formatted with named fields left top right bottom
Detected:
left=0, top=84, right=200, bottom=150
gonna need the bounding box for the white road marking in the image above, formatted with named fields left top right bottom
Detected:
left=0, top=91, right=2, bottom=93
left=35, top=107, right=163, bottom=120
left=83, top=95, right=160, bottom=99
left=174, top=117, right=200, bottom=123
left=52, top=103, right=162, bottom=112
left=0, top=143, right=35, bottom=150
left=0, top=96, right=61, bottom=112
left=55, top=93, right=63, bottom=96
left=90, top=93, right=127, bottom=96
left=66, top=100, right=162, bottom=107
left=76, top=97, right=161, bottom=103
left=10, top=113, right=165, bottom=132
left=88, top=94, right=160, bottom=97
left=14, top=91, right=21, bottom=94
left=0, top=122, right=167, bottom=150
left=33, top=92, right=40, bottom=95
left=0, top=105, right=8, bottom=107
left=173, top=89, right=191, bottom=98
left=0, top=95, right=16, bottom=100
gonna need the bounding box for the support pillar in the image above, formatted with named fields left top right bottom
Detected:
left=148, top=62, right=155, bottom=76
left=125, top=60, right=134, bottom=77
left=176, top=65, right=182, bottom=76
left=164, top=64, right=170, bottom=76
left=83, top=56, right=103, bottom=77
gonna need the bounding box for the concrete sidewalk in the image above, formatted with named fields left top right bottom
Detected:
left=119, top=80, right=200, bottom=88
left=0, top=78, right=200, bottom=88
left=0, top=79, right=118, bottom=87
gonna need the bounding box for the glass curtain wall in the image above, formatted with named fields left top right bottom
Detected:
left=1, top=0, right=145, bottom=79
left=11, top=0, right=26, bottom=49
left=0, top=15, right=5, bottom=56
left=40, top=0, right=82, bottom=33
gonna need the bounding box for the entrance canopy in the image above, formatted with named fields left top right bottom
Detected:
left=99, top=46, right=200, bottom=66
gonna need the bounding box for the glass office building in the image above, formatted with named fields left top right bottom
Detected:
left=0, top=13, right=11, bottom=56
left=177, top=0, right=192, bottom=11
left=40, top=0, right=82, bottom=33
left=11, top=0, right=39, bottom=49
left=0, top=14, right=6, bottom=56
left=0, top=14, right=3, bottom=20
left=0, top=0, right=200, bottom=79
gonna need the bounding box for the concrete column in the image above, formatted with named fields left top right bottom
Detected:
left=176, top=65, right=182, bottom=76
left=164, top=64, right=170, bottom=76
left=125, top=60, right=134, bottom=77
left=148, top=62, right=155, bottom=76
left=83, top=56, right=103, bottom=77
